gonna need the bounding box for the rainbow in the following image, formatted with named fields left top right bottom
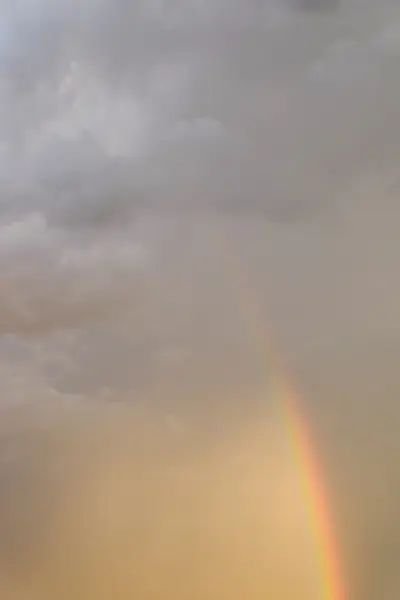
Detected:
left=281, top=380, right=346, bottom=600
left=208, top=222, right=347, bottom=600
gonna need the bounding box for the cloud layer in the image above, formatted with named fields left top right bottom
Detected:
left=0, top=0, right=398, bottom=340
left=0, top=0, right=399, bottom=398
left=1, top=0, right=400, bottom=226
left=0, top=3, right=400, bottom=599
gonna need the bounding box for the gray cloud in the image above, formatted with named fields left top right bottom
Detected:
left=1, top=0, right=400, bottom=230
left=0, top=212, right=147, bottom=335
left=0, top=0, right=399, bottom=386
left=289, top=0, right=340, bottom=12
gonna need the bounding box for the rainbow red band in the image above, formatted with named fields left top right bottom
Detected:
left=208, top=222, right=348, bottom=600
left=282, top=387, right=347, bottom=600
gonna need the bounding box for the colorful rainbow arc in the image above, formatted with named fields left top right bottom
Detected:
left=208, top=222, right=347, bottom=600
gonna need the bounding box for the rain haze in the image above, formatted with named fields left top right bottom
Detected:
left=0, top=0, right=399, bottom=598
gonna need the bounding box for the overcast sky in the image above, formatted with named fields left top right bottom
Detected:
left=1, top=1, right=400, bottom=597
left=0, top=0, right=397, bottom=404
left=0, top=0, right=399, bottom=462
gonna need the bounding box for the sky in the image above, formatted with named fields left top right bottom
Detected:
left=0, top=0, right=398, bottom=397
left=0, top=0, right=400, bottom=598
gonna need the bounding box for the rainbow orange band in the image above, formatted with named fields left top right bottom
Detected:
left=282, top=386, right=347, bottom=600
left=208, top=222, right=347, bottom=600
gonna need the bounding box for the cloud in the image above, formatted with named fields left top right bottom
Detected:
left=0, top=0, right=399, bottom=230
left=290, top=0, right=340, bottom=11
left=0, top=211, right=146, bottom=335
left=0, top=0, right=400, bottom=345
